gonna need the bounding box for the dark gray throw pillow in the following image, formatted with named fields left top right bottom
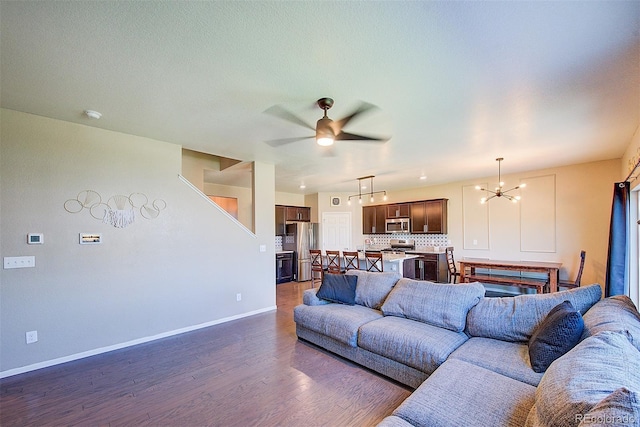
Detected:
left=316, top=273, right=357, bottom=305
left=529, top=300, right=584, bottom=373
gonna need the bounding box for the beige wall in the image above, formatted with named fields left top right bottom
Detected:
left=0, top=109, right=276, bottom=376
left=275, top=192, right=305, bottom=207
left=314, top=159, right=620, bottom=290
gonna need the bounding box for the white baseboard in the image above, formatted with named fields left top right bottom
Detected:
left=0, top=305, right=277, bottom=379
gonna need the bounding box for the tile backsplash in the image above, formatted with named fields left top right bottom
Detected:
left=363, top=234, right=451, bottom=248
left=276, top=232, right=449, bottom=251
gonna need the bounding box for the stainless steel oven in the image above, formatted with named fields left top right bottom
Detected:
left=385, top=218, right=410, bottom=233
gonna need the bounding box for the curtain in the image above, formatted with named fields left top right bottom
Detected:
left=605, top=182, right=630, bottom=297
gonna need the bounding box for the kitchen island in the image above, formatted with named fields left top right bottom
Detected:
left=356, top=251, right=419, bottom=277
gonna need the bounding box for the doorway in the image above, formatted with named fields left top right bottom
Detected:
left=322, top=212, right=352, bottom=252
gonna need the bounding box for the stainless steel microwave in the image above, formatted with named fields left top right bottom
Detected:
left=385, top=218, right=410, bottom=233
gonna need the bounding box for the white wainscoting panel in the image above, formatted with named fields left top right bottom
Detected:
left=520, top=174, right=556, bottom=252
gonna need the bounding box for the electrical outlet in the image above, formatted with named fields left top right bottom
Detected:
left=236, top=293, right=242, bottom=302
left=26, top=330, right=38, bottom=344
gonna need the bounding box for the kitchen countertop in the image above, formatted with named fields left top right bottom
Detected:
left=276, top=250, right=294, bottom=254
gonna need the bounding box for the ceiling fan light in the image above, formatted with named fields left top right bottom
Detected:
left=316, top=137, right=334, bottom=146
left=316, top=116, right=335, bottom=146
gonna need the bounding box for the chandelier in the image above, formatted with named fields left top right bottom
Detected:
left=475, top=158, right=526, bottom=204
left=347, top=175, right=387, bottom=205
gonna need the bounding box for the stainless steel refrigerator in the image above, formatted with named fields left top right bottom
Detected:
left=283, top=222, right=318, bottom=281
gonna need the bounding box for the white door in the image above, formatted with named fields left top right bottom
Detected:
left=322, top=212, right=352, bottom=251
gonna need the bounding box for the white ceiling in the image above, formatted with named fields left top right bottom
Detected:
left=1, top=1, right=639, bottom=194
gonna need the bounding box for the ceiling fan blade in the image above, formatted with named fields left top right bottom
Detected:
left=264, top=105, right=314, bottom=131
left=265, top=136, right=314, bottom=147
left=335, top=131, right=389, bottom=143
left=334, top=102, right=377, bottom=131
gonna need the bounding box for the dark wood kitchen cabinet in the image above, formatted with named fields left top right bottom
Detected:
left=362, top=205, right=387, bottom=234
left=275, top=205, right=286, bottom=235
left=386, top=203, right=410, bottom=218
left=276, top=205, right=311, bottom=234
left=285, top=206, right=310, bottom=222
left=410, top=199, right=448, bottom=234
left=404, top=252, right=449, bottom=283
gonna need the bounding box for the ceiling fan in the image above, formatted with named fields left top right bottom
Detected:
left=264, top=97, right=389, bottom=148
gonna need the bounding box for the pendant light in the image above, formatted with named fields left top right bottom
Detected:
left=475, top=158, right=525, bottom=203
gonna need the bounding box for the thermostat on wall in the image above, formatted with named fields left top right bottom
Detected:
left=79, top=233, right=102, bottom=245
left=27, top=233, right=44, bottom=245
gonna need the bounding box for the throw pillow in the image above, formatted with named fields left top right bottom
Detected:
left=528, top=300, right=584, bottom=373
left=316, top=273, right=357, bottom=305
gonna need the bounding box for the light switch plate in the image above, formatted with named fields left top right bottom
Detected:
left=4, top=256, right=36, bottom=269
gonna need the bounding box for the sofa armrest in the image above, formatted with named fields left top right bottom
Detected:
left=303, top=288, right=331, bottom=306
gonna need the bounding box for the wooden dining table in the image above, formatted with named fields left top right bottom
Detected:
left=459, top=258, right=563, bottom=293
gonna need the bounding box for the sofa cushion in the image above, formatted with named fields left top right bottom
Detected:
left=316, top=273, right=357, bottom=305
left=380, top=278, right=485, bottom=332
left=346, top=270, right=401, bottom=309
left=528, top=300, right=584, bottom=373
left=466, top=284, right=601, bottom=342
left=293, top=303, right=383, bottom=347
left=577, top=387, right=640, bottom=427
left=302, top=287, right=331, bottom=306
left=525, top=330, right=640, bottom=427
left=581, top=295, right=640, bottom=352
left=358, top=316, right=468, bottom=374
left=449, top=337, right=544, bottom=387
left=393, top=358, right=536, bottom=427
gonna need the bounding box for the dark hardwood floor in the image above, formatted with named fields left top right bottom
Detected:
left=0, top=281, right=411, bottom=426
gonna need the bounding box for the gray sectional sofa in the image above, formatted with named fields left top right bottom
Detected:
left=293, top=270, right=640, bottom=426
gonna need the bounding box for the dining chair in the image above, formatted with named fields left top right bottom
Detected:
left=558, top=250, right=586, bottom=289
left=325, top=250, right=343, bottom=274
left=445, top=247, right=460, bottom=284
left=309, top=249, right=324, bottom=287
left=365, top=252, right=383, bottom=272
left=343, top=251, right=360, bottom=271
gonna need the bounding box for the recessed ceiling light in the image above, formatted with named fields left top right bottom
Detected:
left=84, top=110, right=102, bottom=119
left=299, top=184, right=306, bottom=189
left=420, top=175, right=427, bottom=180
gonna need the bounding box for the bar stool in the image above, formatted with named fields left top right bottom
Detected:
left=309, top=249, right=324, bottom=287
left=325, top=250, right=343, bottom=274
left=343, top=251, right=360, bottom=271
left=365, top=252, right=383, bottom=272
left=446, top=247, right=460, bottom=284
